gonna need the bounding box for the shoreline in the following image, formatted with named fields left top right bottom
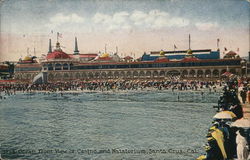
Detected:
left=1, top=87, right=223, bottom=94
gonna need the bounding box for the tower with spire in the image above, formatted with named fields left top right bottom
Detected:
left=74, top=37, right=79, bottom=55
left=48, top=39, right=52, bottom=54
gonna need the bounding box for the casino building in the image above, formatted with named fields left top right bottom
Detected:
left=14, top=38, right=245, bottom=83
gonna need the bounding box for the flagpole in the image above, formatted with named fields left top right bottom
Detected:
left=189, top=34, right=191, bottom=49
left=217, top=38, right=220, bottom=51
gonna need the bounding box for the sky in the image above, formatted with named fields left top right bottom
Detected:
left=0, top=0, right=249, bottom=61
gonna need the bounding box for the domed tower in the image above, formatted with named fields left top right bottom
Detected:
left=159, top=50, right=165, bottom=56
left=155, top=50, right=169, bottom=62
left=181, top=48, right=199, bottom=62
left=185, top=49, right=194, bottom=58
left=55, top=41, right=62, bottom=52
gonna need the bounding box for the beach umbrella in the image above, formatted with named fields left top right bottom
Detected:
left=222, top=111, right=237, bottom=119
left=221, top=72, right=232, bottom=77
left=213, top=111, right=234, bottom=119
left=231, top=118, right=250, bottom=128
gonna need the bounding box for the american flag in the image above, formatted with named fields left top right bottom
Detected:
left=57, top=32, right=62, bottom=38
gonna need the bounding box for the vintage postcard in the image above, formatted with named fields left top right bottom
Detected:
left=0, top=0, right=249, bottom=160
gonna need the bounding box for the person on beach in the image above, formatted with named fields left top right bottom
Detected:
left=197, top=123, right=228, bottom=160
left=236, top=128, right=249, bottom=160
left=240, top=88, right=247, bottom=104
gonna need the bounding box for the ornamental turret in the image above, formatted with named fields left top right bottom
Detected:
left=48, top=39, right=52, bottom=54
left=74, top=37, right=79, bottom=55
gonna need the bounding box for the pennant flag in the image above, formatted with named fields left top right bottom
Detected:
left=174, top=44, right=177, bottom=49
left=57, top=32, right=62, bottom=38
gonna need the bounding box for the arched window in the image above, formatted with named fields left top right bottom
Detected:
left=55, top=63, right=62, bottom=70
left=48, top=64, right=53, bottom=70
left=159, top=71, right=165, bottom=77
left=133, top=71, right=139, bottom=78
left=126, top=71, right=132, bottom=78
left=114, top=71, right=119, bottom=78
left=167, top=70, right=180, bottom=76
left=63, top=63, right=68, bottom=70
left=101, top=72, right=107, bottom=79
left=88, top=72, right=94, bottom=79
left=205, top=70, right=211, bottom=78
left=212, top=70, right=219, bottom=78
left=139, top=71, right=145, bottom=78
left=94, top=72, right=100, bottom=79
left=182, top=70, right=188, bottom=78
left=107, top=72, right=113, bottom=79
left=197, top=70, right=203, bottom=78
left=146, top=71, right=151, bottom=78
left=153, top=71, right=159, bottom=78
left=120, top=71, right=125, bottom=78
left=189, top=70, right=195, bottom=77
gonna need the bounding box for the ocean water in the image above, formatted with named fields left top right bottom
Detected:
left=0, top=90, right=220, bottom=160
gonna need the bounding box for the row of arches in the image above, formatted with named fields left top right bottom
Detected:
left=47, top=68, right=238, bottom=80
left=43, top=63, right=73, bottom=71
left=15, top=73, right=36, bottom=80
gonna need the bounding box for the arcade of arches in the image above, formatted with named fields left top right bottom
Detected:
left=42, top=68, right=241, bottom=81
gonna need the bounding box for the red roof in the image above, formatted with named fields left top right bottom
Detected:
left=46, top=51, right=71, bottom=59
left=181, top=57, right=199, bottom=62
left=226, top=51, right=237, bottom=56
left=0, top=79, right=17, bottom=83
left=124, top=56, right=133, bottom=60
left=154, top=57, right=169, bottom=62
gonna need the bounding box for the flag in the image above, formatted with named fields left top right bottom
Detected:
left=57, top=32, right=62, bottom=38
left=174, top=44, right=177, bottom=49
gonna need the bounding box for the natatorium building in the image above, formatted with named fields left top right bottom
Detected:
left=14, top=38, right=245, bottom=83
